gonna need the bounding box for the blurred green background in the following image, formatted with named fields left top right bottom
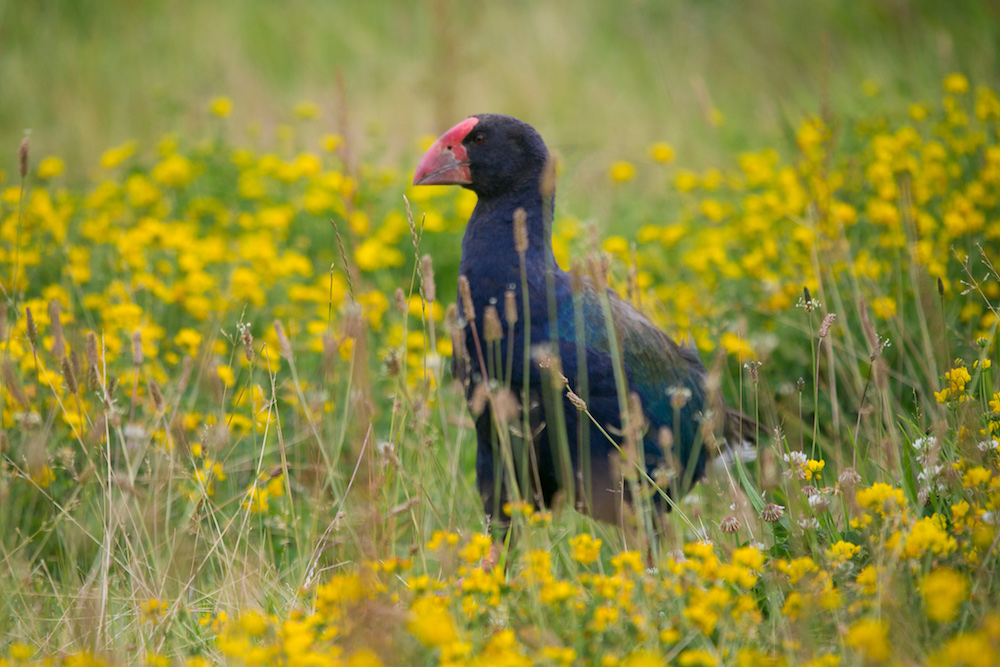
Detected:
left=3, top=0, right=1000, bottom=179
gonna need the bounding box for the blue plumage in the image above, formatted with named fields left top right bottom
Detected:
left=414, top=114, right=755, bottom=530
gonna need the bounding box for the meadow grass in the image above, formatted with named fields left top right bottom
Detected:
left=1, top=59, right=1000, bottom=667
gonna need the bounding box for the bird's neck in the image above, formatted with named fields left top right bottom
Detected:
left=459, top=189, right=558, bottom=302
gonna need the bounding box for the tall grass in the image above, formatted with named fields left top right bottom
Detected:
left=1, top=70, right=999, bottom=665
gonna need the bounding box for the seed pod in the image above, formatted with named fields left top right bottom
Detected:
left=720, top=515, right=740, bottom=534
left=149, top=380, right=165, bottom=412
left=61, top=356, right=78, bottom=395
left=458, top=275, right=475, bottom=322
left=818, top=313, right=837, bottom=339
left=86, top=332, right=99, bottom=366
left=242, top=327, right=254, bottom=363
left=394, top=287, right=408, bottom=315
left=483, top=305, right=502, bottom=343
left=503, top=289, right=518, bottom=327
left=19, top=137, right=29, bottom=179
left=420, top=254, right=436, bottom=304
left=274, top=319, right=293, bottom=360
left=513, top=208, right=528, bottom=254
left=937, top=276, right=944, bottom=297
left=761, top=503, right=784, bottom=522
left=25, top=307, right=37, bottom=345
left=88, top=363, right=100, bottom=393
left=132, top=330, right=144, bottom=367
left=539, top=156, right=557, bottom=199
left=2, top=361, right=28, bottom=407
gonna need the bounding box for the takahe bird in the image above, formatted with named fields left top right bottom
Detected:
left=413, top=114, right=756, bottom=533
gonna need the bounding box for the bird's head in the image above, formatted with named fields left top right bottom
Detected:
left=413, top=114, right=550, bottom=199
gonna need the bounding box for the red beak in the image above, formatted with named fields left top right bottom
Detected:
left=413, top=117, right=479, bottom=186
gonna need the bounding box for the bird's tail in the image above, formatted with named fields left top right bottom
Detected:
left=711, top=408, right=759, bottom=471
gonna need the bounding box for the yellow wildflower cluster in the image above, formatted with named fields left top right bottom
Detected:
left=2, top=77, right=1000, bottom=665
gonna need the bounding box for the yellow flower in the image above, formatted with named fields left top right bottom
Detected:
left=856, top=482, right=906, bottom=516
left=909, top=103, right=929, bottom=121
left=141, top=597, right=166, bottom=622
left=782, top=591, right=804, bottom=620
left=408, top=596, right=457, bottom=647
left=355, top=238, right=405, bottom=272
left=871, top=296, right=897, bottom=319
left=29, top=464, right=56, bottom=488
left=348, top=648, right=384, bottom=667
left=623, top=651, right=664, bottom=667
left=152, top=154, right=195, bottom=188
left=216, top=364, right=236, bottom=388
left=921, top=567, right=968, bottom=623
left=903, top=515, right=957, bottom=559
left=962, top=466, right=992, bottom=488
left=602, top=235, right=630, bottom=258
left=856, top=565, right=881, bottom=595
left=569, top=533, right=602, bottom=564
left=805, top=458, right=825, bottom=479
left=209, top=96, right=233, bottom=118
left=674, top=170, right=699, bottom=191
left=238, top=610, right=269, bottom=636
left=242, top=483, right=269, bottom=513
left=678, top=648, right=717, bottom=667
left=845, top=618, right=890, bottom=663
left=37, top=156, right=65, bottom=179
left=720, top=331, right=756, bottom=360
left=609, top=160, right=636, bottom=183
left=542, top=646, right=577, bottom=665
left=610, top=550, right=643, bottom=575
left=174, top=328, right=203, bottom=356
left=322, top=134, right=344, bottom=152
left=147, top=653, right=171, bottom=667
left=293, top=101, right=321, bottom=119
left=944, top=73, right=970, bottom=95
left=825, top=541, right=860, bottom=564
left=936, top=363, right=973, bottom=403
left=649, top=142, right=675, bottom=163
left=458, top=533, right=493, bottom=563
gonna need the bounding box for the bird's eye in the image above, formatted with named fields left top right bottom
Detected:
left=474, top=134, right=485, bottom=144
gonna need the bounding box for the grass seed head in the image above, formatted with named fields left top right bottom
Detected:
left=61, top=356, right=78, bottom=395
left=86, top=332, right=98, bottom=366
left=458, top=275, right=475, bottom=322
left=132, top=330, right=144, bottom=366
left=818, top=313, right=837, bottom=339
left=483, top=305, right=502, bottom=343
left=491, top=389, right=519, bottom=426
left=25, top=307, right=37, bottom=345
left=274, top=319, right=293, bottom=360
left=394, top=287, right=408, bottom=315
left=513, top=207, right=528, bottom=254
left=3, top=361, right=29, bottom=407
left=420, top=254, right=436, bottom=303
left=19, top=137, right=29, bottom=178
left=150, top=380, right=165, bottom=412
left=241, top=326, right=254, bottom=363
left=504, top=289, right=518, bottom=326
